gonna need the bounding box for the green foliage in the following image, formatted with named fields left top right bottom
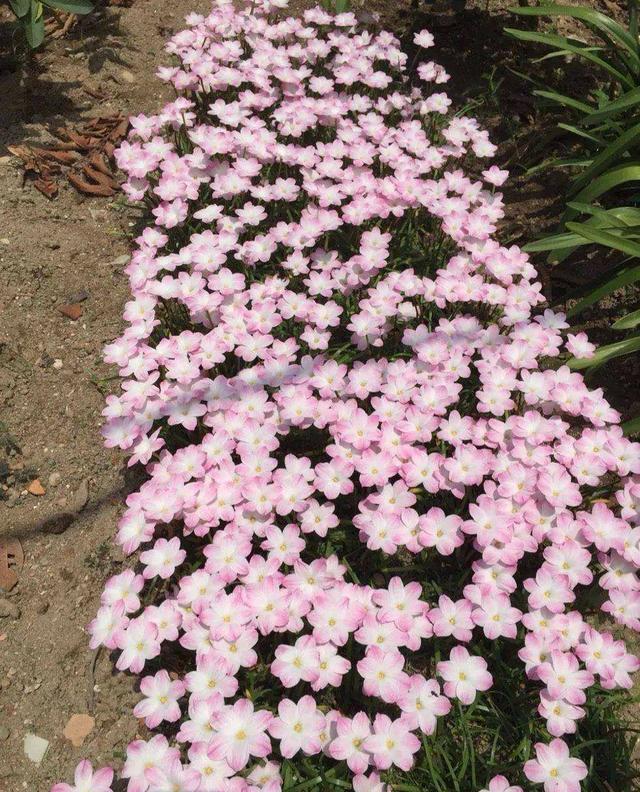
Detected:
left=321, top=0, right=351, bottom=13
left=507, top=3, right=640, bottom=433
left=5, top=0, right=94, bottom=49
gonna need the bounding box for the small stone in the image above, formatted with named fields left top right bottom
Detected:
left=63, top=714, right=95, bottom=747
left=72, top=478, right=89, bottom=512
left=88, top=208, right=108, bottom=222
left=53, top=359, right=63, bottom=370
left=27, top=479, right=45, bottom=496
left=0, top=238, right=9, bottom=245
left=108, top=254, right=129, bottom=268
left=67, top=290, right=90, bottom=303
left=38, top=354, right=54, bottom=368
left=0, top=599, right=20, bottom=619
left=0, top=726, right=9, bottom=741
left=118, top=69, right=135, bottom=83
left=59, top=303, right=83, bottom=321
left=24, top=733, right=49, bottom=764
left=48, top=472, right=61, bottom=487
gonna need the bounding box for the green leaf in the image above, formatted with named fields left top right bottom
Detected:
left=523, top=232, right=590, bottom=252
left=584, top=85, right=640, bottom=125
left=556, top=122, right=604, bottom=148
left=504, top=27, right=633, bottom=88
left=565, top=221, right=640, bottom=257
left=8, top=0, right=31, bottom=18
left=622, top=415, right=640, bottom=435
left=43, top=0, right=93, bottom=12
left=613, top=308, right=640, bottom=329
left=509, top=5, right=640, bottom=70
left=25, top=1, right=45, bottom=48
left=568, top=262, right=640, bottom=316
left=568, top=334, right=640, bottom=369
left=565, top=202, right=640, bottom=226
left=524, top=206, right=640, bottom=258
left=533, top=89, right=593, bottom=115
left=567, top=164, right=640, bottom=220
left=571, top=122, right=640, bottom=195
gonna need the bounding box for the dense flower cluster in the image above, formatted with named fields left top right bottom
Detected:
left=54, top=1, right=640, bottom=791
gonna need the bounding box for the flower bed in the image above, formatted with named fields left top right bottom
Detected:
left=54, top=2, right=640, bottom=791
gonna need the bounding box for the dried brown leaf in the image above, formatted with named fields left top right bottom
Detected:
left=67, top=173, right=115, bottom=197
left=39, top=149, right=81, bottom=165
left=33, top=179, right=58, bottom=199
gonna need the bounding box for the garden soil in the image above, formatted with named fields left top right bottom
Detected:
left=0, top=0, right=637, bottom=790
left=0, top=1, right=211, bottom=788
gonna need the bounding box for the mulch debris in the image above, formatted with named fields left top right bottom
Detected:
left=7, top=115, right=128, bottom=199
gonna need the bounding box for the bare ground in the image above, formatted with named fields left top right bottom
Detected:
left=0, top=1, right=210, bottom=788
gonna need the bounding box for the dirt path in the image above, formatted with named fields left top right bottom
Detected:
left=0, top=1, right=209, bottom=788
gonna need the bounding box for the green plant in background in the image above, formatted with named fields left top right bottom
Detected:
left=6, top=0, right=94, bottom=48
left=506, top=3, right=640, bottom=431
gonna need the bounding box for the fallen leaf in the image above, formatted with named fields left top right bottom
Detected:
left=81, top=164, right=118, bottom=190
left=33, top=178, right=58, bottom=199
left=9, top=116, right=128, bottom=199
left=27, top=479, right=46, bottom=496
left=61, top=130, right=95, bottom=150
left=0, top=538, right=23, bottom=591
left=59, top=303, right=83, bottom=321
left=63, top=714, right=95, bottom=747
left=88, top=151, right=114, bottom=178
left=39, top=149, right=81, bottom=165
left=67, top=173, right=115, bottom=197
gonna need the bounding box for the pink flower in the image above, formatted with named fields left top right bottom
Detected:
left=271, top=635, right=320, bottom=688
left=269, top=696, right=325, bottom=758
left=429, top=595, right=474, bottom=642
left=524, top=739, right=588, bottom=792
left=372, top=576, right=424, bottom=631
left=140, top=536, right=186, bottom=579
left=437, top=645, right=493, bottom=704
left=144, top=758, right=200, bottom=792
left=208, top=698, right=273, bottom=771
left=133, top=669, right=185, bottom=728
left=397, top=675, right=451, bottom=734
left=414, top=29, right=435, bottom=48
left=566, top=332, right=595, bottom=359
left=363, top=714, right=420, bottom=771
left=482, top=166, right=509, bottom=187
left=479, top=776, right=523, bottom=792
left=537, top=651, right=594, bottom=705
left=328, top=712, right=372, bottom=774
left=357, top=646, right=410, bottom=703
left=51, top=761, right=113, bottom=792
left=419, top=507, right=464, bottom=556
left=115, top=616, right=160, bottom=674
